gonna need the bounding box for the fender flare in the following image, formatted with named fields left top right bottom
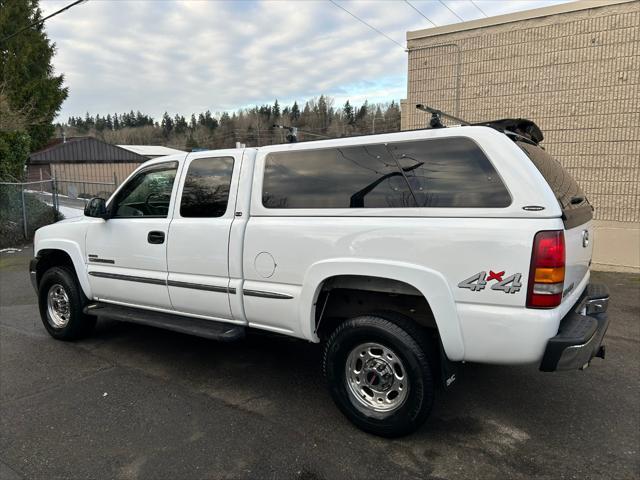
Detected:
left=35, top=239, right=92, bottom=299
left=299, top=258, right=464, bottom=361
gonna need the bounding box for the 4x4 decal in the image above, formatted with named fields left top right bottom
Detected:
left=458, top=270, right=522, bottom=294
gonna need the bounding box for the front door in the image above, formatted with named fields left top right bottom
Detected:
left=166, top=151, right=242, bottom=321
left=85, top=160, right=181, bottom=309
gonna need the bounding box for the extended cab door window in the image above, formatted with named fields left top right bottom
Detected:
left=179, top=157, right=234, bottom=217
left=167, top=155, right=238, bottom=320
left=110, top=162, right=178, bottom=218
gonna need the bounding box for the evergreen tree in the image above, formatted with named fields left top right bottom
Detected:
left=0, top=0, right=68, bottom=150
left=317, top=95, right=328, bottom=131
left=161, top=112, right=173, bottom=137
left=0, top=92, right=31, bottom=180
left=258, top=105, right=271, bottom=120
left=343, top=100, right=354, bottom=125
left=95, top=114, right=105, bottom=131
left=84, top=112, right=94, bottom=129
left=174, top=115, right=188, bottom=134
left=272, top=100, right=280, bottom=120
left=356, top=101, right=368, bottom=121
left=203, top=110, right=217, bottom=130
left=290, top=101, right=300, bottom=122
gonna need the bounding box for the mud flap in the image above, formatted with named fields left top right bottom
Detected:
left=439, top=341, right=459, bottom=389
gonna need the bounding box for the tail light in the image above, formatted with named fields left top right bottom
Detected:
left=527, top=230, right=565, bottom=308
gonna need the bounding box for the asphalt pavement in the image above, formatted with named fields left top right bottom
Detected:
left=1, top=246, right=638, bottom=479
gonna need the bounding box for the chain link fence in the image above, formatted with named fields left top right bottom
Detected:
left=0, top=177, right=116, bottom=248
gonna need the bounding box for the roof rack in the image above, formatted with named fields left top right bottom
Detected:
left=416, top=104, right=544, bottom=144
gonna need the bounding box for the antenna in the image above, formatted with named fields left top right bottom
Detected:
left=416, top=104, right=469, bottom=128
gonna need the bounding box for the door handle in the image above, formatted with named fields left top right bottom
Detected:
left=147, top=231, right=165, bottom=244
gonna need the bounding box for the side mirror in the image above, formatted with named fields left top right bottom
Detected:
left=84, top=197, right=108, bottom=219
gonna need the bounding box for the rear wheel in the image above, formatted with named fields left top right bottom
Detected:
left=38, top=266, right=96, bottom=340
left=323, top=313, right=435, bottom=437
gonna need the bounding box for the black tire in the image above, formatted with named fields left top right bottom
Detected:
left=38, top=266, right=96, bottom=340
left=323, top=313, right=434, bottom=437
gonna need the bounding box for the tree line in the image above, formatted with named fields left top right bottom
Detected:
left=59, top=96, right=402, bottom=151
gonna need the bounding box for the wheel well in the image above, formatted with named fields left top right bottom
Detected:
left=315, top=275, right=437, bottom=340
left=36, top=249, right=75, bottom=287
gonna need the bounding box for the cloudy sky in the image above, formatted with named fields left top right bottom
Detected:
left=40, top=0, right=571, bottom=121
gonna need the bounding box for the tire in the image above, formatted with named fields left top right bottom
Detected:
left=38, top=266, right=96, bottom=340
left=323, top=313, right=435, bottom=437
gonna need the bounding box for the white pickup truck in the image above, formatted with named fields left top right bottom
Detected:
left=31, top=121, right=609, bottom=437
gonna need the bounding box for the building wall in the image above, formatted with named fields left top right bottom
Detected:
left=49, top=162, right=140, bottom=197
left=404, top=0, right=639, bottom=272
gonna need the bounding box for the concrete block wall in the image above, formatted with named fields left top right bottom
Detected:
left=403, top=0, right=639, bottom=272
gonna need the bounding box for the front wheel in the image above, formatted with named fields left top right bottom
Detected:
left=323, top=314, right=435, bottom=437
left=38, top=266, right=96, bottom=340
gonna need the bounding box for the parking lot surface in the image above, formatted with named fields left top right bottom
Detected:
left=1, top=246, right=638, bottom=479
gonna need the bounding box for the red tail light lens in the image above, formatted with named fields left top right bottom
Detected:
left=527, top=230, right=565, bottom=308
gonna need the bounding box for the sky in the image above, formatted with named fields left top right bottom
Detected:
left=39, top=0, right=572, bottom=121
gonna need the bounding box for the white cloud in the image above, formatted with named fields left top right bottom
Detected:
left=39, top=0, right=572, bottom=120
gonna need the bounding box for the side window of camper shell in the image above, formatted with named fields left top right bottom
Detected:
left=262, top=137, right=511, bottom=208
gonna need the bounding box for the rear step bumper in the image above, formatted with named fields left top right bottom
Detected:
left=84, top=302, right=245, bottom=342
left=539, top=284, right=610, bottom=372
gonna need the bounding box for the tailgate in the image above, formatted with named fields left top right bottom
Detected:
left=563, top=219, right=593, bottom=301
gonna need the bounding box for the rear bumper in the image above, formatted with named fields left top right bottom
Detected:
left=539, top=284, right=610, bottom=372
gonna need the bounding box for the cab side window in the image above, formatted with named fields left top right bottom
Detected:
left=111, top=162, right=178, bottom=218
left=180, top=157, right=234, bottom=218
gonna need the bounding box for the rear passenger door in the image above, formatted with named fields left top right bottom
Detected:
left=166, top=151, right=242, bottom=321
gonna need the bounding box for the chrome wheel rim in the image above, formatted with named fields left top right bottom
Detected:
left=47, top=283, right=71, bottom=328
left=345, top=342, right=408, bottom=413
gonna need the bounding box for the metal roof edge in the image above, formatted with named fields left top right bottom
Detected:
left=28, top=136, right=148, bottom=163
left=109, top=142, right=150, bottom=160
left=406, top=0, right=634, bottom=42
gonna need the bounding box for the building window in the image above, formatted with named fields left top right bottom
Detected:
left=180, top=157, right=234, bottom=218
left=262, top=137, right=511, bottom=209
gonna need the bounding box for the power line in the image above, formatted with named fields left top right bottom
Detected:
left=0, top=0, right=88, bottom=44
left=328, top=0, right=405, bottom=51
left=470, top=0, right=488, bottom=18
left=437, top=0, right=465, bottom=22
left=404, top=0, right=437, bottom=27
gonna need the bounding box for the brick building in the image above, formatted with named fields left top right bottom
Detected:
left=402, top=0, right=638, bottom=271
